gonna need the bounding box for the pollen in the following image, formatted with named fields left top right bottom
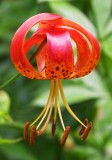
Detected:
left=79, top=118, right=92, bottom=141
left=30, top=125, right=36, bottom=145
left=60, top=126, right=70, bottom=145
left=82, top=122, right=92, bottom=141
left=24, top=121, right=30, bottom=141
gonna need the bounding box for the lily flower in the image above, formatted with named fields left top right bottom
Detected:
left=10, top=13, right=100, bottom=145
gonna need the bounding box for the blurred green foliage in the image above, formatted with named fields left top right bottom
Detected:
left=0, top=0, right=112, bottom=160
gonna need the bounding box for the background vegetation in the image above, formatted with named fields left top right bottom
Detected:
left=0, top=0, right=112, bottom=160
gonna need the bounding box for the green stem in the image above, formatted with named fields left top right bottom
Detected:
left=0, top=38, right=47, bottom=90
left=29, top=38, right=47, bottom=62
left=0, top=73, right=20, bottom=90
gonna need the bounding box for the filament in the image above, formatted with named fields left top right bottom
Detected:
left=38, top=103, right=53, bottom=135
left=58, top=79, right=87, bottom=128
left=30, top=80, right=55, bottom=126
left=36, top=102, right=51, bottom=130
left=55, top=79, right=65, bottom=131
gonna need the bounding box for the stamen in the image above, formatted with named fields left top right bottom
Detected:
left=79, top=118, right=88, bottom=136
left=30, top=125, right=36, bottom=145
left=51, top=118, right=57, bottom=136
left=24, top=121, right=30, bottom=141
left=60, top=126, right=70, bottom=145
left=38, top=104, right=53, bottom=136
left=55, top=79, right=65, bottom=130
left=58, top=79, right=87, bottom=128
left=82, top=122, right=92, bottom=141
left=30, top=80, right=55, bottom=126
left=57, top=102, right=65, bottom=131
left=36, top=102, right=51, bottom=130
left=53, top=96, right=58, bottom=123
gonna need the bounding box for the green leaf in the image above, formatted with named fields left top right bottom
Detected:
left=82, top=71, right=106, bottom=92
left=91, top=0, right=111, bottom=38
left=102, top=19, right=112, bottom=37
left=0, top=144, right=38, bottom=160
left=62, top=84, right=104, bottom=104
left=0, top=90, right=13, bottom=124
left=38, top=0, right=72, bottom=2
left=0, top=113, right=13, bottom=124
left=102, top=35, right=112, bottom=59
left=49, top=2, right=96, bottom=35
left=66, top=146, right=102, bottom=160
left=0, top=137, right=22, bottom=144
left=0, top=90, right=10, bottom=113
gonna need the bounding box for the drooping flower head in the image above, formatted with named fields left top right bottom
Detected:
left=10, top=13, right=100, bottom=145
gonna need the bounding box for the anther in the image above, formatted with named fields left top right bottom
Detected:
left=51, top=118, right=57, bottom=136
left=60, top=126, right=70, bottom=145
left=30, top=126, right=36, bottom=145
left=82, top=122, right=92, bottom=141
left=79, top=118, right=88, bottom=136
left=24, top=121, right=30, bottom=141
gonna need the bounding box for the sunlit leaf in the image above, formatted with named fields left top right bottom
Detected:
left=0, top=90, right=10, bottom=113
left=38, top=0, right=72, bottom=2
left=102, top=35, right=112, bottom=59
left=91, top=0, right=111, bottom=38
left=82, top=71, right=107, bottom=92
left=102, top=19, right=112, bottom=37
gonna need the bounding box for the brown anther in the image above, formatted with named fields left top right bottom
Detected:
left=82, top=122, right=92, bottom=141
left=24, top=121, right=30, bottom=141
left=30, top=126, right=36, bottom=145
left=51, top=119, right=56, bottom=136
left=60, top=126, right=70, bottom=145
left=79, top=118, right=88, bottom=136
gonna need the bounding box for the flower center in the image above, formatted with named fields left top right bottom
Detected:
left=24, top=79, right=92, bottom=145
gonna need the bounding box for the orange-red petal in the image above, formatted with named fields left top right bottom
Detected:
left=61, top=18, right=100, bottom=78
left=10, top=13, right=100, bottom=80
left=10, top=13, right=62, bottom=79
left=45, top=29, right=74, bottom=79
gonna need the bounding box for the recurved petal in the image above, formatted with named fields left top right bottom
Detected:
left=69, top=29, right=91, bottom=71
left=61, top=18, right=100, bottom=78
left=24, top=29, right=47, bottom=72
left=45, top=29, right=74, bottom=79
left=10, top=13, right=62, bottom=79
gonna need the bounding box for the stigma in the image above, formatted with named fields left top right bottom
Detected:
left=24, top=80, right=92, bottom=145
